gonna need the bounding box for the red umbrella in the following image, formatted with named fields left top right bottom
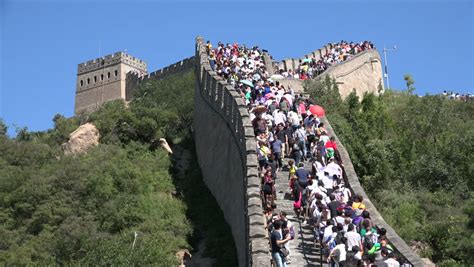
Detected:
left=309, top=105, right=325, bottom=117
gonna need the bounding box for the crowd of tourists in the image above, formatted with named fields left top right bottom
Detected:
left=278, top=40, right=375, bottom=80
left=258, top=97, right=404, bottom=267
left=206, top=41, right=405, bottom=267
left=441, top=90, right=473, bottom=101
left=206, top=40, right=270, bottom=104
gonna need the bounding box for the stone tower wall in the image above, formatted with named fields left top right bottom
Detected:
left=75, top=52, right=147, bottom=114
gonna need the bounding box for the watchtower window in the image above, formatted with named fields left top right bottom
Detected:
left=80, top=80, right=83, bottom=86
left=94, top=76, right=97, bottom=82
left=115, top=70, right=118, bottom=77
left=101, top=74, right=104, bottom=80
left=87, top=78, right=90, bottom=84
left=108, top=72, right=111, bottom=79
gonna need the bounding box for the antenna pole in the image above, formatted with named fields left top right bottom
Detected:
left=383, top=44, right=397, bottom=89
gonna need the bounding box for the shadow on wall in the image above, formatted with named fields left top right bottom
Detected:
left=193, top=36, right=270, bottom=267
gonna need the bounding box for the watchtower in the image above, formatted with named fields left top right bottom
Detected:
left=74, top=52, right=147, bottom=115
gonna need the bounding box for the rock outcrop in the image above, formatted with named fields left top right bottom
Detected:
left=159, top=138, right=173, bottom=154
left=62, top=123, right=100, bottom=155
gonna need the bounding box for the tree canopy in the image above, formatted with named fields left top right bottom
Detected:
left=0, top=70, right=236, bottom=266
left=305, top=77, right=474, bottom=266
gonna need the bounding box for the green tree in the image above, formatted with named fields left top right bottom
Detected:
left=0, top=69, right=237, bottom=266
left=404, top=74, right=415, bottom=93
left=312, top=77, right=474, bottom=265
left=0, top=119, right=7, bottom=137
left=304, top=75, right=343, bottom=114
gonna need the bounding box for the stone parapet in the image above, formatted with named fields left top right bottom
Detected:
left=315, top=50, right=384, bottom=98
left=277, top=44, right=332, bottom=72
left=125, top=57, right=195, bottom=100
left=194, top=36, right=270, bottom=267
left=277, top=44, right=384, bottom=99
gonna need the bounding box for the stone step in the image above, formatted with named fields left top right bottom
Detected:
left=268, top=158, right=323, bottom=266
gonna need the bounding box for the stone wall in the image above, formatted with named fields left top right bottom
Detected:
left=125, top=57, right=195, bottom=100
left=74, top=80, right=122, bottom=114
left=193, top=36, right=270, bottom=267
left=321, top=116, right=426, bottom=266
left=316, top=50, right=384, bottom=98
left=276, top=44, right=384, bottom=99
left=277, top=44, right=333, bottom=73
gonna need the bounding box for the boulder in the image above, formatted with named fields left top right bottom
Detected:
left=159, top=138, right=173, bottom=154
left=422, top=258, right=436, bottom=267
left=175, top=249, right=191, bottom=267
left=62, top=123, right=100, bottom=155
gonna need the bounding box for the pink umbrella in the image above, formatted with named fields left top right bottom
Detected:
left=309, top=105, right=325, bottom=117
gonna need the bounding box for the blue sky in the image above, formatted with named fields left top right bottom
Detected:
left=1, top=0, right=473, bottom=134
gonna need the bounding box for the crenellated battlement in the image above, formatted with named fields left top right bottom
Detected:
left=125, top=57, right=195, bottom=100
left=77, top=52, right=147, bottom=75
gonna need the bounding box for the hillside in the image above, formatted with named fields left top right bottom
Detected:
left=305, top=76, right=474, bottom=266
left=0, top=70, right=237, bottom=265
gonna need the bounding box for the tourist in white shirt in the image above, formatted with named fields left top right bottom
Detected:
left=273, top=109, right=287, bottom=127
left=287, top=110, right=300, bottom=127
left=321, top=171, right=335, bottom=192
left=340, top=185, right=352, bottom=203
left=328, top=237, right=347, bottom=266
left=345, top=224, right=362, bottom=250
left=382, top=250, right=400, bottom=267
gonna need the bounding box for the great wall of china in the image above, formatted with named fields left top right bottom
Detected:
left=75, top=36, right=427, bottom=266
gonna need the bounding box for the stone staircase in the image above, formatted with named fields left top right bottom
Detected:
left=273, top=157, right=324, bottom=266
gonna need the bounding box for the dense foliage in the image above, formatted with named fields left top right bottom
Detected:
left=305, top=76, right=474, bottom=266
left=0, top=70, right=236, bottom=265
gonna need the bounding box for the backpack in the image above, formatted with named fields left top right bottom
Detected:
left=364, top=234, right=374, bottom=250
left=289, top=225, right=295, bottom=240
